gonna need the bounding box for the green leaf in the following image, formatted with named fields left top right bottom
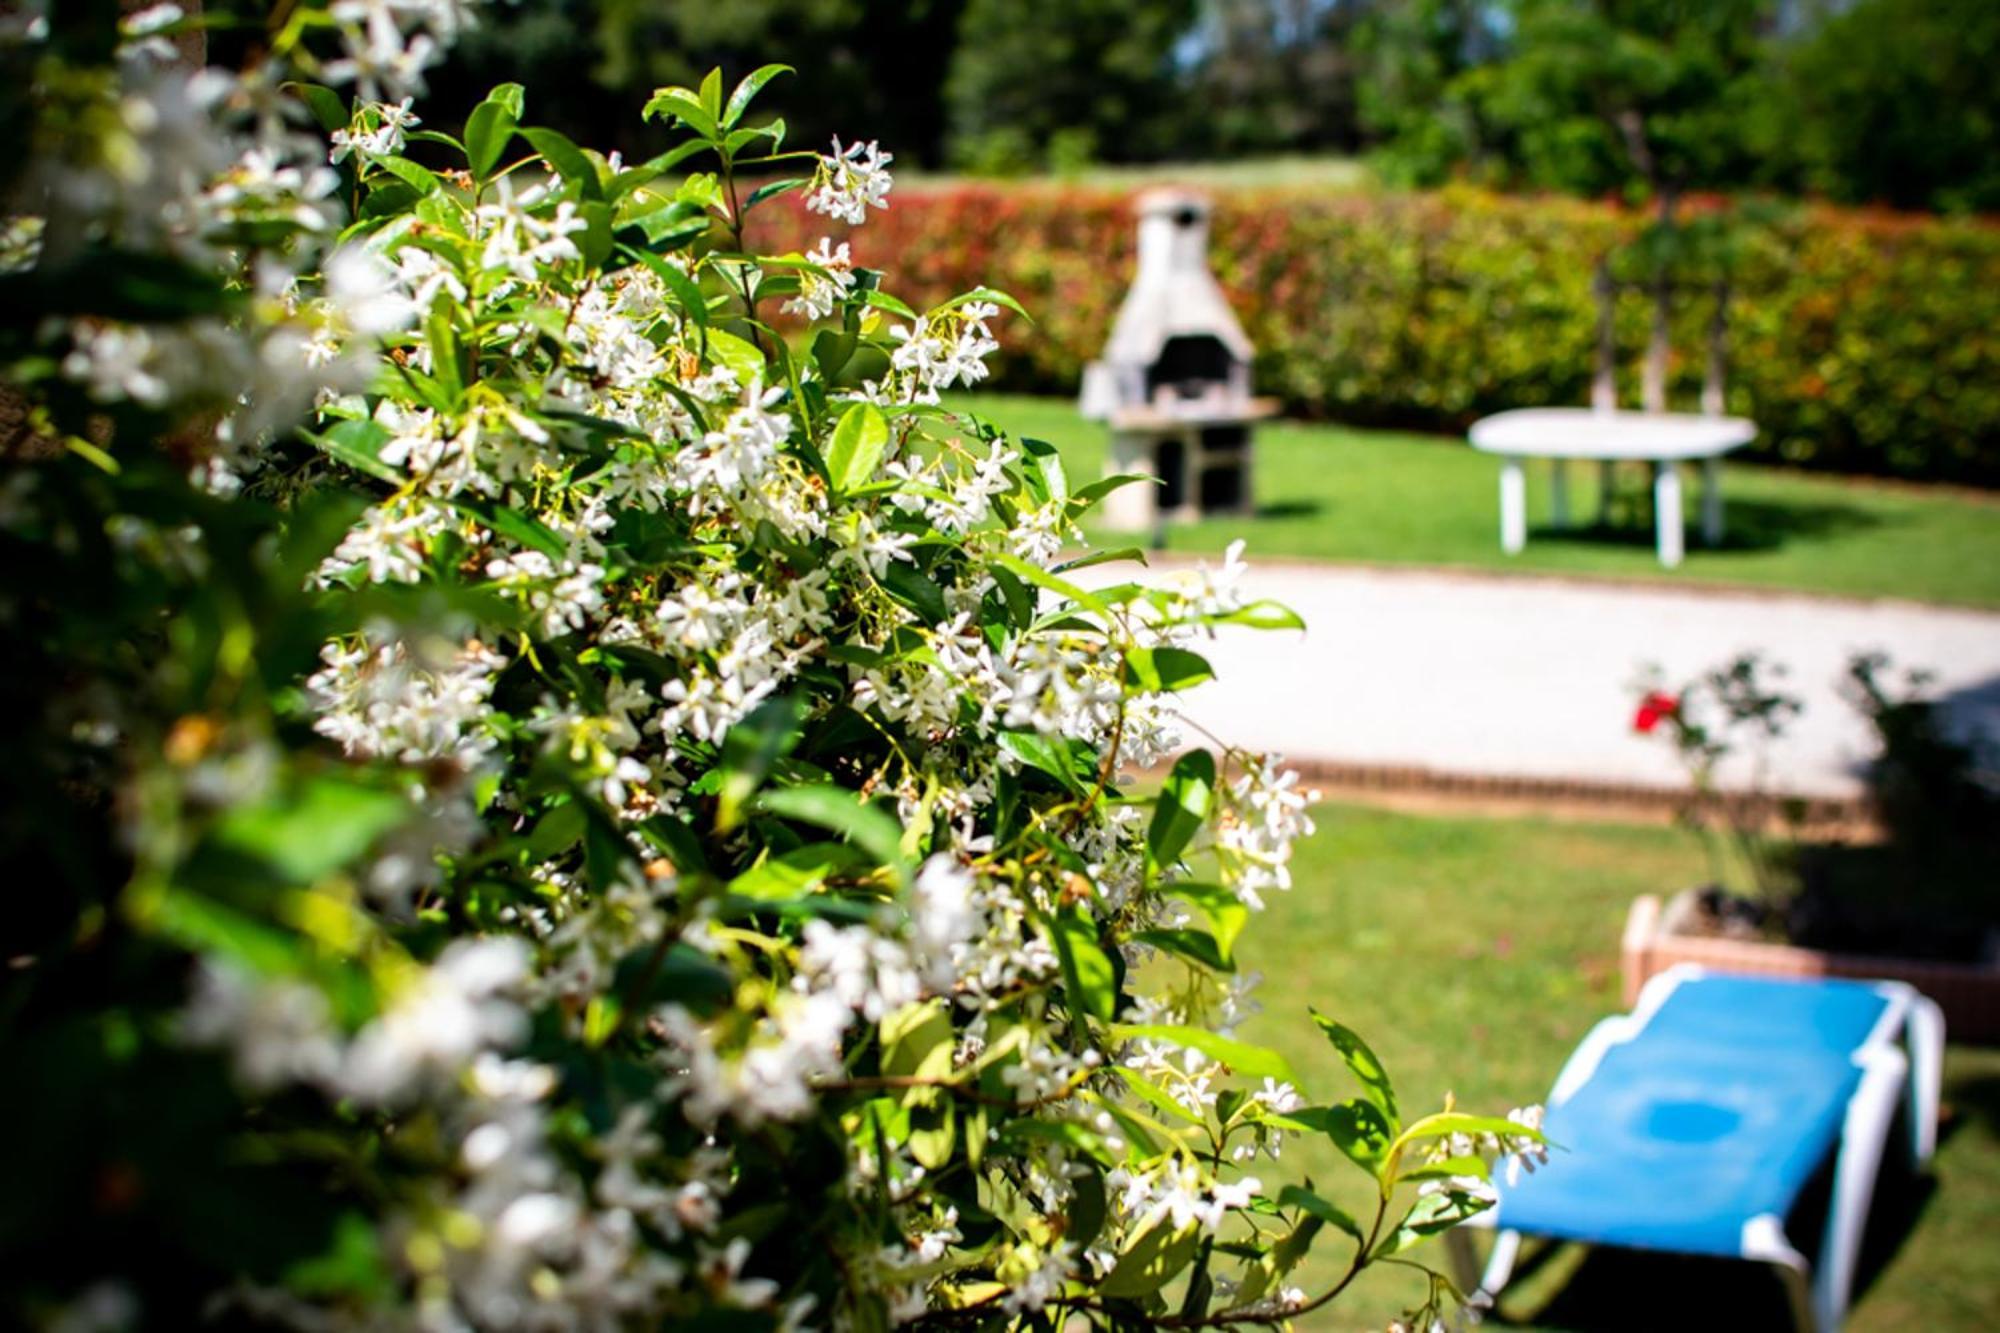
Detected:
left=989, top=552, right=1112, bottom=623
left=1019, top=437, right=1068, bottom=503
left=987, top=564, right=1035, bottom=630
left=724, top=64, right=794, bottom=128
left=1125, top=646, right=1215, bottom=695
left=305, top=419, right=399, bottom=484
left=641, top=88, right=717, bottom=140
left=288, top=82, right=349, bottom=134
left=1132, top=928, right=1231, bottom=972
left=996, top=731, right=1089, bottom=795
left=726, top=843, right=866, bottom=901
left=882, top=998, right=953, bottom=1080
left=1212, top=599, right=1306, bottom=631
left=698, top=67, right=723, bottom=117
left=1110, top=1025, right=1299, bottom=1086
left=908, top=1097, right=955, bottom=1170
left=621, top=246, right=709, bottom=328
left=1069, top=1168, right=1109, bottom=1248
left=715, top=695, right=804, bottom=832
left=1100, top=1222, right=1200, bottom=1299
left=1109, top=1068, right=1206, bottom=1125
left=1164, top=882, right=1250, bottom=963
left=1053, top=545, right=1146, bottom=574
left=485, top=82, right=526, bottom=120
left=826, top=402, right=890, bottom=494
left=464, top=97, right=520, bottom=179
left=811, top=328, right=857, bottom=380
left=858, top=288, right=918, bottom=321
left=1375, top=1192, right=1486, bottom=1259
left=704, top=326, right=764, bottom=384
left=282, top=1212, right=390, bottom=1301
left=1082, top=1091, right=1166, bottom=1160
left=1148, top=749, right=1215, bottom=869
left=878, top=561, right=949, bottom=626
left=576, top=199, right=614, bottom=269
left=755, top=785, right=905, bottom=881
left=448, top=498, right=566, bottom=561
left=614, top=942, right=732, bottom=1016
left=520, top=127, right=598, bottom=198
left=1309, top=1009, right=1400, bottom=1124
left=1393, top=1111, right=1543, bottom=1156
left=425, top=303, right=462, bottom=403
left=525, top=802, right=586, bottom=859
left=374, top=154, right=441, bottom=194
left=1397, top=1155, right=1493, bottom=1185
left=744, top=176, right=808, bottom=213
left=151, top=890, right=306, bottom=976
left=1267, top=1100, right=1396, bottom=1173
left=1049, top=909, right=1118, bottom=1025
left=637, top=812, right=708, bottom=873
left=209, top=778, right=408, bottom=883
left=1276, top=1185, right=1364, bottom=1242
left=1071, top=473, right=1158, bottom=509
left=607, top=140, right=707, bottom=198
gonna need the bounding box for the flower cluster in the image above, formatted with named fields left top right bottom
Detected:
left=805, top=135, right=894, bottom=225
left=0, top=20, right=1541, bottom=1333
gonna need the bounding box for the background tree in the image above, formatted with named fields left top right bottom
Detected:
left=943, top=0, right=1198, bottom=171
left=1352, top=0, right=1510, bottom=185
left=1767, top=0, right=2000, bottom=213
left=1181, top=0, right=1374, bottom=158
left=428, top=0, right=966, bottom=164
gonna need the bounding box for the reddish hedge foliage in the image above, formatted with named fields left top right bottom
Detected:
left=751, top=184, right=2000, bottom=484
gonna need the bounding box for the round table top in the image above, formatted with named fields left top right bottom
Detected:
left=1468, top=408, right=1757, bottom=461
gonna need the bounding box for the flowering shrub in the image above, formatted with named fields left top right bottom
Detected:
left=0, top=6, right=1539, bottom=1329
left=1630, top=655, right=1804, bottom=902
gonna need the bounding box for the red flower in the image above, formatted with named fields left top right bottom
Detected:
left=1632, top=691, right=1681, bottom=734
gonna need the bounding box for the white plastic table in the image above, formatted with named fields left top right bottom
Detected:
left=1468, top=408, right=1758, bottom=567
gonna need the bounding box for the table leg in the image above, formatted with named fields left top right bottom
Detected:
left=1550, top=458, right=1570, bottom=529
left=1500, top=457, right=1526, bottom=554
left=1599, top=460, right=1617, bottom=526
left=1701, top=457, right=1724, bottom=546
left=1654, top=462, right=1684, bottom=568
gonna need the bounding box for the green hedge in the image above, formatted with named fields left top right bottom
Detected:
left=751, top=184, right=2000, bottom=484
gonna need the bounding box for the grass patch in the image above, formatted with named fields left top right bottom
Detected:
left=1233, top=802, right=2000, bottom=1329
left=952, top=394, right=2000, bottom=608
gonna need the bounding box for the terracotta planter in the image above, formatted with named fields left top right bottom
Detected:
left=1620, top=890, right=2000, bottom=1044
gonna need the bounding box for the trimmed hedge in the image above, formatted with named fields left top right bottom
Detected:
left=751, top=184, right=2000, bottom=484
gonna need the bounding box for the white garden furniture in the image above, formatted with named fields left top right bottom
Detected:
left=1469, top=408, right=1756, bottom=567
left=1468, top=260, right=1754, bottom=568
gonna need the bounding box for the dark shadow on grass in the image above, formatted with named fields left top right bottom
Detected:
left=1525, top=496, right=1885, bottom=556
left=1255, top=498, right=1324, bottom=520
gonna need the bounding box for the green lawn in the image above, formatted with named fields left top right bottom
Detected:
left=953, top=394, right=2000, bottom=609
left=1233, top=803, right=2000, bottom=1330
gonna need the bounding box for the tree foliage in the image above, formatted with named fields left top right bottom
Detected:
left=943, top=0, right=1199, bottom=172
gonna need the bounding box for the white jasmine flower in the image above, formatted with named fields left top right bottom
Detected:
left=781, top=236, right=856, bottom=321
left=805, top=137, right=893, bottom=226
left=339, top=936, right=532, bottom=1104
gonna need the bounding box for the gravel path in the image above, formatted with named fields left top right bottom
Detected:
left=1077, top=558, right=2000, bottom=799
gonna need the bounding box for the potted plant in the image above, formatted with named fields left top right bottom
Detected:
left=1621, top=653, right=2000, bottom=1038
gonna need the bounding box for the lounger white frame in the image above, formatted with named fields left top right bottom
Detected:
left=1445, top=964, right=1944, bottom=1333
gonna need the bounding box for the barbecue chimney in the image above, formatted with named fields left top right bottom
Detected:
left=1080, top=189, right=1273, bottom=529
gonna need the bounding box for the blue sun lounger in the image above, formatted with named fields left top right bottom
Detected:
left=1449, top=965, right=1942, bottom=1333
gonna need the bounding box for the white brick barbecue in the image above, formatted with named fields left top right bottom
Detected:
left=1080, top=189, right=1275, bottom=530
